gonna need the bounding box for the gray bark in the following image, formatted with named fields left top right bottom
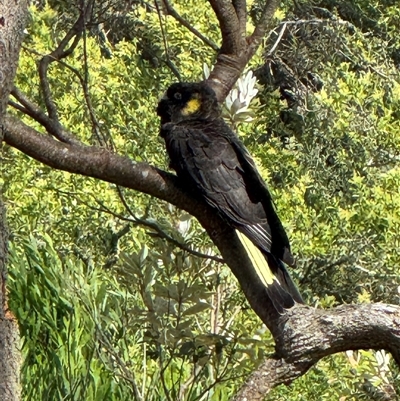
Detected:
left=0, top=1, right=29, bottom=400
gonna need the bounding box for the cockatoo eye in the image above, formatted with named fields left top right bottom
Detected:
left=174, top=92, right=182, bottom=100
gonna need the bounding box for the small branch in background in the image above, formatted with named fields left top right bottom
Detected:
left=16, top=40, right=111, bottom=148
left=154, top=0, right=182, bottom=81
left=103, top=224, right=131, bottom=270
left=162, top=0, right=219, bottom=51
left=81, top=17, right=113, bottom=148
left=9, top=86, right=83, bottom=145
left=49, top=184, right=223, bottom=264
left=283, top=17, right=355, bottom=29
left=56, top=58, right=113, bottom=148
left=116, top=186, right=224, bottom=263
left=39, top=27, right=81, bottom=122
left=267, top=22, right=287, bottom=56
left=88, top=313, right=143, bottom=400
left=299, top=255, right=351, bottom=286
left=38, top=1, right=95, bottom=134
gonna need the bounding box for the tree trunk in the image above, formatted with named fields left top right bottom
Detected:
left=0, top=1, right=29, bottom=400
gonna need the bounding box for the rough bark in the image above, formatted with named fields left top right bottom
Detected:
left=207, top=0, right=280, bottom=100
left=0, top=0, right=29, bottom=400
left=233, top=303, right=400, bottom=400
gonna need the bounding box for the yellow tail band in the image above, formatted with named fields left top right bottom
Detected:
left=236, top=230, right=280, bottom=287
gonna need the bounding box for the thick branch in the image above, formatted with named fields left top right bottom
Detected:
left=5, top=1, right=400, bottom=398
left=208, top=0, right=241, bottom=53
left=3, top=115, right=184, bottom=206
left=232, top=0, right=247, bottom=31
left=6, top=118, right=400, bottom=366
left=207, top=0, right=280, bottom=101
left=234, top=303, right=400, bottom=400
left=5, top=109, right=400, bottom=399
left=248, top=0, right=280, bottom=51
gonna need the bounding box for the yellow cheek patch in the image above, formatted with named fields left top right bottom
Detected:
left=182, top=98, right=201, bottom=115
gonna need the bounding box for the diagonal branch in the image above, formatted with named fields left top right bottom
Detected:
left=162, top=0, right=219, bottom=51
left=232, top=0, right=247, bottom=32
left=248, top=0, right=280, bottom=51
left=9, top=87, right=82, bottom=145
left=39, top=1, right=94, bottom=125
left=92, top=189, right=224, bottom=263
left=207, top=0, right=280, bottom=101
left=2, top=114, right=283, bottom=331
left=233, top=303, right=400, bottom=400
left=3, top=115, right=183, bottom=207
left=4, top=113, right=400, bottom=398
left=208, top=0, right=241, bottom=53
left=56, top=58, right=110, bottom=147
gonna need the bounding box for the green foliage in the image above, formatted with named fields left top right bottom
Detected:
left=9, top=232, right=270, bottom=401
left=268, top=350, right=398, bottom=401
left=9, top=235, right=131, bottom=400
left=247, top=2, right=400, bottom=306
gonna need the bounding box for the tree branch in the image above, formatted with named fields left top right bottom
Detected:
left=89, top=193, right=225, bottom=264
left=232, top=0, right=247, bottom=32
left=248, top=0, right=280, bottom=51
left=5, top=118, right=400, bottom=359
left=38, top=1, right=94, bottom=129
left=162, top=0, right=219, bottom=51
left=5, top=3, right=400, bottom=397
left=2, top=114, right=283, bottom=329
left=233, top=303, right=400, bottom=400
left=10, top=87, right=82, bottom=145
left=2, top=115, right=184, bottom=206
left=207, top=0, right=280, bottom=101
left=208, top=0, right=241, bottom=53
left=154, top=0, right=182, bottom=81
left=5, top=92, right=400, bottom=398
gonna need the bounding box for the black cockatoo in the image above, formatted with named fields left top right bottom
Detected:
left=157, top=82, right=303, bottom=313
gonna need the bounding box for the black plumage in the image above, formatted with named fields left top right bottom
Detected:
left=157, top=82, right=303, bottom=313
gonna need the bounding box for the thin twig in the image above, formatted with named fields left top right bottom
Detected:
left=56, top=58, right=113, bottom=148
left=116, top=186, right=224, bottom=263
left=38, top=1, right=94, bottom=129
left=50, top=185, right=223, bottom=263
left=154, top=0, right=181, bottom=81
left=81, top=18, right=112, bottom=148
left=18, top=44, right=111, bottom=147
left=9, top=87, right=83, bottom=145
left=299, top=255, right=352, bottom=287
left=267, top=22, right=287, bottom=56
left=39, top=34, right=81, bottom=123
left=282, top=17, right=355, bottom=29
left=162, top=0, right=219, bottom=51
